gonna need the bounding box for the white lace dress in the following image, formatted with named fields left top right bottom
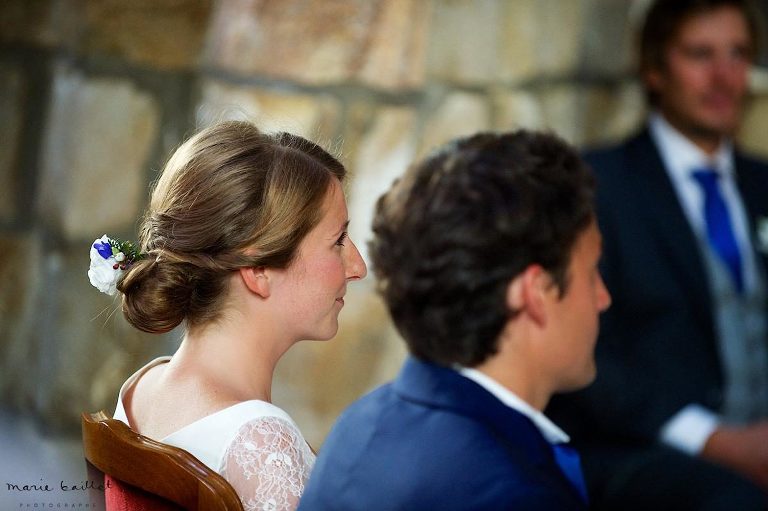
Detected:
left=113, top=357, right=315, bottom=511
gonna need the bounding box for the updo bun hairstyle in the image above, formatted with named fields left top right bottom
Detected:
left=117, top=121, right=346, bottom=334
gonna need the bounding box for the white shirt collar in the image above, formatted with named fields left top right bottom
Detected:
left=648, top=111, right=733, bottom=178
left=457, top=366, right=570, bottom=444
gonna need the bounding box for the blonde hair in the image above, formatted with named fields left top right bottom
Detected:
left=118, top=121, right=345, bottom=334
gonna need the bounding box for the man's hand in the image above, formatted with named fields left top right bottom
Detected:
left=702, top=422, right=768, bottom=490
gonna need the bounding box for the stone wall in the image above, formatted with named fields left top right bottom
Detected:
left=2, top=0, right=768, bottom=446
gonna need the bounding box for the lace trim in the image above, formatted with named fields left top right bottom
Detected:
left=221, top=415, right=315, bottom=511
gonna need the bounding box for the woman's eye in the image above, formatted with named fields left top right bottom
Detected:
left=335, top=232, right=348, bottom=247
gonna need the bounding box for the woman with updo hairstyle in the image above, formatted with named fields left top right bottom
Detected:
left=93, top=121, right=367, bottom=510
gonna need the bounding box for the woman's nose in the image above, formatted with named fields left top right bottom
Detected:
left=346, top=239, right=367, bottom=280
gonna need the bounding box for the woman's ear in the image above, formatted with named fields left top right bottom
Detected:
left=239, top=266, right=270, bottom=298
left=506, top=265, right=549, bottom=327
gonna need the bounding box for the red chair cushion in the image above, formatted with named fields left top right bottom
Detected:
left=104, top=474, right=184, bottom=511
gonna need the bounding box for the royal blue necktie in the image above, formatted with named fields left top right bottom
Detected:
left=552, top=443, right=588, bottom=503
left=691, top=168, right=744, bottom=294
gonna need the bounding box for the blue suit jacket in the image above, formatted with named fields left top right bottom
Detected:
left=548, top=129, right=768, bottom=447
left=299, top=357, right=586, bottom=511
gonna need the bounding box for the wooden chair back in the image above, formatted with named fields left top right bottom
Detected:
left=81, top=411, right=244, bottom=511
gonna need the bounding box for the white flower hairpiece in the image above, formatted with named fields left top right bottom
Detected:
left=88, top=234, right=143, bottom=296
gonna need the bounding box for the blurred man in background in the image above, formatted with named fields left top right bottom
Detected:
left=548, top=0, right=768, bottom=509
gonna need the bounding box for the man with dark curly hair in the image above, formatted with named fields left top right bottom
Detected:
left=298, top=130, right=611, bottom=511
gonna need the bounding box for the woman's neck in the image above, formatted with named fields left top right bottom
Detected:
left=171, top=316, right=295, bottom=404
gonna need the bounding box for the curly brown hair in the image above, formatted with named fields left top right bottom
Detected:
left=370, top=131, right=595, bottom=367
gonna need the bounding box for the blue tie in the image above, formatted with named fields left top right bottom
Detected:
left=691, top=169, right=744, bottom=294
left=552, top=443, right=588, bottom=503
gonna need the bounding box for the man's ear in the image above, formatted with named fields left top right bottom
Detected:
left=506, top=265, right=549, bottom=327
left=643, top=67, right=664, bottom=95
left=239, top=266, right=270, bottom=298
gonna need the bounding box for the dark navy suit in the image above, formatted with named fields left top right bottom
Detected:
left=547, top=130, right=768, bottom=508
left=299, top=357, right=586, bottom=511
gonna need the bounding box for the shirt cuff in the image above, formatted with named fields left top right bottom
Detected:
left=659, top=404, right=721, bottom=455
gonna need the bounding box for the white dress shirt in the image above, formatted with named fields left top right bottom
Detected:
left=649, top=113, right=755, bottom=281
left=458, top=366, right=570, bottom=444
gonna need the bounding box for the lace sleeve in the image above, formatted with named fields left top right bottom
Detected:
left=221, top=416, right=316, bottom=511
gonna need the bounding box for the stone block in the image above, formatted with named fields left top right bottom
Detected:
left=0, top=64, right=25, bottom=223
left=83, top=0, right=212, bottom=70
left=579, top=0, right=636, bottom=76
left=203, top=0, right=428, bottom=88
left=357, top=0, right=432, bottom=89
left=419, top=92, right=490, bottom=156
left=427, top=0, right=588, bottom=85
left=196, top=79, right=342, bottom=145
left=347, top=106, right=418, bottom=265
left=539, top=86, right=583, bottom=144
left=38, top=66, right=159, bottom=240
left=0, top=0, right=59, bottom=47
left=496, top=83, right=644, bottom=148
left=502, top=0, right=587, bottom=81
left=336, top=101, right=380, bottom=169
left=579, top=81, right=645, bottom=148
left=0, top=233, right=42, bottom=407
left=493, top=88, right=547, bottom=132
left=0, top=0, right=87, bottom=51
left=426, top=0, right=506, bottom=84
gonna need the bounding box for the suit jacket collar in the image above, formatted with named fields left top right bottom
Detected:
left=622, top=129, right=714, bottom=326
left=392, top=357, right=584, bottom=501
left=393, top=357, right=545, bottom=441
